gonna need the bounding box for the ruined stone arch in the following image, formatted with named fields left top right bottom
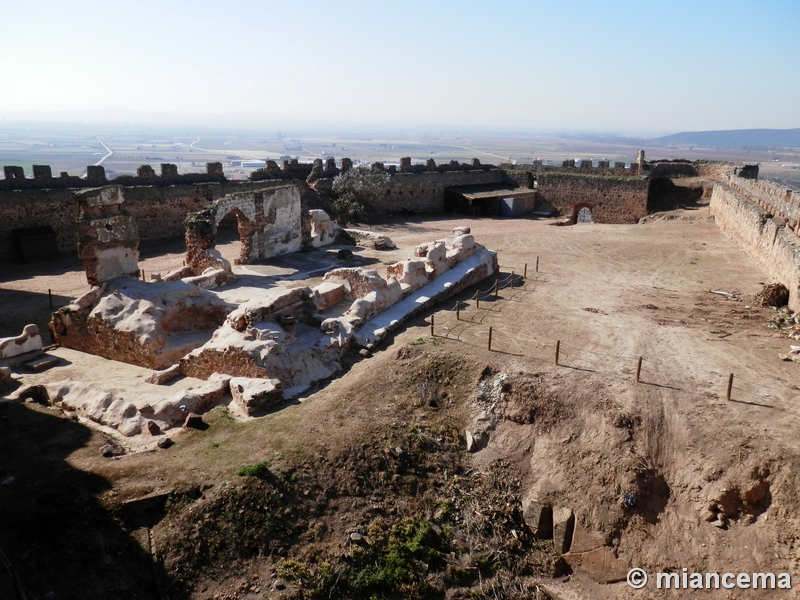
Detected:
left=571, top=203, right=594, bottom=225
left=184, top=186, right=301, bottom=275
left=214, top=206, right=253, bottom=266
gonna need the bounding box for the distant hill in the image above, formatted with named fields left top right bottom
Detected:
left=648, top=129, right=800, bottom=150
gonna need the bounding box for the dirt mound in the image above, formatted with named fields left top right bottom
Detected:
left=156, top=345, right=564, bottom=599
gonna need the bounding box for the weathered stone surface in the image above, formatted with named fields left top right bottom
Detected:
left=230, top=377, right=283, bottom=415
left=76, top=185, right=140, bottom=285
left=568, top=521, right=606, bottom=554
left=163, top=265, right=194, bottom=281
left=181, top=321, right=352, bottom=394
left=522, top=498, right=552, bottom=538
left=552, top=506, right=575, bottom=554
left=310, top=282, right=347, bottom=312
left=465, top=429, right=488, bottom=452
left=182, top=267, right=236, bottom=290
left=0, top=366, right=13, bottom=384
left=150, top=374, right=230, bottom=428
left=0, top=324, right=43, bottom=359
left=562, top=546, right=629, bottom=583
left=50, top=279, right=234, bottom=370
left=308, top=209, right=341, bottom=248
left=185, top=185, right=302, bottom=273
left=145, top=363, right=183, bottom=385
left=30, top=380, right=145, bottom=436
left=227, top=287, right=312, bottom=331
left=23, top=355, right=60, bottom=372
left=343, top=229, right=395, bottom=250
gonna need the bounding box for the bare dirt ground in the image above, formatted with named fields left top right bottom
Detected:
left=3, top=208, right=800, bottom=599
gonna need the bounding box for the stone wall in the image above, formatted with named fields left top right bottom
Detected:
left=534, top=173, right=650, bottom=224
left=710, top=182, right=800, bottom=312
left=0, top=180, right=290, bottom=262
left=75, top=186, right=140, bottom=285
left=184, top=185, right=302, bottom=273
left=722, top=175, right=800, bottom=229
left=0, top=162, right=226, bottom=191
left=376, top=169, right=506, bottom=214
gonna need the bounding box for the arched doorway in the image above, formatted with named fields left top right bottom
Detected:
left=215, top=208, right=251, bottom=266
left=571, top=203, right=594, bottom=225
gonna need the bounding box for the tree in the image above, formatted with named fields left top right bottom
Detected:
left=330, top=167, right=391, bottom=223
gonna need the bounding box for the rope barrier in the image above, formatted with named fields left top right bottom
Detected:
left=422, top=267, right=799, bottom=413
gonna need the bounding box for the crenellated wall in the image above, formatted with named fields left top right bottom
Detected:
left=0, top=179, right=291, bottom=261
left=377, top=169, right=506, bottom=213
left=0, top=155, right=763, bottom=263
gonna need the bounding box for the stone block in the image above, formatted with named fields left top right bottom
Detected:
left=311, top=282, right=347, bottom=312
left=308, top=209, right=341, bottom=248
left=151, top=374, right=231, bottom=427
left=568, top=521, right=606, bottom=554
left=230, top=377, right=284, bottom=415
left=0, top=324, right=43, bottom=359
left=465, top=429, right=488, bottom=452
left=23, top=355, right=59, bottom=372
left=522, top=498, right=553, bottom=538
left=145, top=364, right=183, bottom=385
left=552, top=506, right=575, bottom=554
left=562, top=546, right=629, bottom=583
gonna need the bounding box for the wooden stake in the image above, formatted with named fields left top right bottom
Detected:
left=555, top=340, right=561, bottom=365
left=524, top=263, right=527, bottom=278
left=536, top=256, right=539, bottom=272
left=493, top=279, right=499, bottom=298
left=511, top=270, right=515, bottom=287
left=636, top=356, right=643, bottom=383
left=488, top=327, right=493, bottom=351
left=430, top=315, right=435, bottom=337
left=48, top=289, right=53, bottom=308
left=727, top=373, right=734, bottom=401
left=476, top=294, right=480, bottom=309
left=456, top=303, right=460, bottom=321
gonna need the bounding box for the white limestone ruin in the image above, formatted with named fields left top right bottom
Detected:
left=34, top=223, right=496, bottom=442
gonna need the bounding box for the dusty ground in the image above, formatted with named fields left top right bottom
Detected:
left=2, top=207, right=800, bottom=598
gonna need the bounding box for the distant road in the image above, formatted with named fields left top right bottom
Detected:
left=81, top=138, right=113, bottom=178
left=453, top=145, right=515, bottom=165
left=190, top=137, right=317, bottom=163
left=189, top=137, right=216, bottom=153
left=95, top=138, right=113, bottom=165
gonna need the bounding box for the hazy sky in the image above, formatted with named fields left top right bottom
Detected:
left=1, top=0, right=798, bottom=133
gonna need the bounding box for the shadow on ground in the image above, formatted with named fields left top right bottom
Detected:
left=0, top=401, right=181, bottom=599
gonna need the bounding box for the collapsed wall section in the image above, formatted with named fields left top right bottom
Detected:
left=0, top=179, right=293, bottom=262
left=75, top=186, right=140, bottom=285
left=184, top=185, right=302, bottom=273
left=710, top=182, right=800, bottom=312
